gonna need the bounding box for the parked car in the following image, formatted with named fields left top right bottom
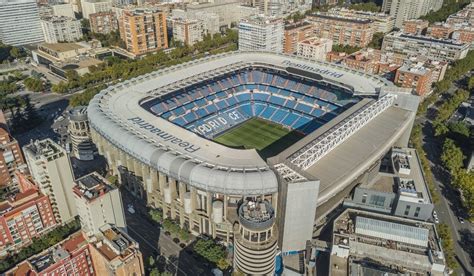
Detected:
left=458, top=217, right=465, bottom=224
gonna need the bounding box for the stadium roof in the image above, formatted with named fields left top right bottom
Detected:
left=88, top=51, right=395, bottom=195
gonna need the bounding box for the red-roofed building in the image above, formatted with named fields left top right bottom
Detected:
left=6, top=232, right=95, bottom=276
left=0, top=188, right=56, bottom=256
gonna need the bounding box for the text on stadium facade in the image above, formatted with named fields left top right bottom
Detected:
left=282, top=60, right=344, bottom=78
left=128, top=117, right=201, bottom=153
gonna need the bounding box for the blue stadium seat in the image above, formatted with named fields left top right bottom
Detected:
left=282, top=112, right=299, bottom=127
left=216, top=100, right=229, bottom=109
left=183, top=112, right=197, bottom=122
left=254, top=93, right=269, bottom=102
left=292, top=116, right=310, bottom=129
left=196, top=108, right=209, bottom=117
left=278, top=89, right=290, bottom=97
left=215, top=91, right=226, bottom=99
left=227, top=96, right=238, bottom=106
left=247, top=84, right=257, bottom=90
left=301, top=120, right=323, bottom=133
left=284, top=100, right=296, bottom=109
left=271, top=109, right=288, bottom=123
left=173, top=117, right=187, bottom=126
left=161, top=111, right=172, bottom=119
left=269, top=95, right=286, bottom=106
left=206, top=104, right=218, bottom=114
left=261, top=106, right=277, bottom=119
left=240, top=103, right=253, bottom=117
left=254, top=103, right=266, bottom=116
left=295, top=103, right=313, bottom=114
left=310, top=108, right=324, bottom=117
left=263, top=73, right=273, bottom=84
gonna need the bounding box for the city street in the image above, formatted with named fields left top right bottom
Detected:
left=417, top=75, right=473, bottom=275
left=121, top=190, right=213, bottom=276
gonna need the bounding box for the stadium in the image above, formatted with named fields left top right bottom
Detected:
left=88, top=51, right=419, bottom=275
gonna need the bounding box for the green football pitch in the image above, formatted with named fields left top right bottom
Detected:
left=214, top=118, right=304, bottom=158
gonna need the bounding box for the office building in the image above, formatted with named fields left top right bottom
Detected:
left=89, top=11, right=117, bottom=34
left=238, top=16, right=284, bottom=52
left=0, top=128, right=25, bottom=188
left=0, top=0, right=44, bottom=46
left=68, top=106, right=95, bottom=161
left=283, top=21, right=315, bottom=54
left=402, top=19, right=429, bottom=35
left=345, top=147, right=435, bottom=219
left=119, top=7, right=168, bottom=56
left=185, top=0, right=247, bottom=29
left=330, top=209, right=446, bottom=275
left=0, top=187, right=56, bottom=256
left=40, top=16, right=83, bottom=43
left=296, top=37, right=333, bottom=62
left=89, top=225, right=144, bottom=276
left=171, top=18, right=204, bottom=46
left=73, top=172, right=126, bottom=237
left=383, top=0, right=443, bottom=28
left=327, top=7, right=395, bottom=33
left=308, top=13, right=375, bottom=47
left=80, top=0, right=112, bottom=20
left=23, top=139, right=78, bottom=224
left=382, top=32, right=470, bottom=62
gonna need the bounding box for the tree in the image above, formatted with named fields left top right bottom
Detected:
left=368, top=32, right=384, bottom=49
left=348, top=2, right=380, bottom=12
left=448, top=121, right=470, bottom=138
left=440, top=138, right=465, bottom=173
left=331, top=44, right=361, bottom=54
left=148, top=256, right=155, bottom=268
left=150, top=269, right=161, bottom=276
left=23, top=77, right=44, bottom=92
left=421, top=0, right=471, bottom=23
left=149, top=209, right=163, bottom=223
left=9, top=47, right=21, bottom=59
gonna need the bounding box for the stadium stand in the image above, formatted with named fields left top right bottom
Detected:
left=145, top=68, right=358, bottom=139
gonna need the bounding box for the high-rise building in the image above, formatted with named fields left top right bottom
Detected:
left=73, top=172, right=126, bottom=237
left=171, top=18, right=204, bottom=46
left=89, top=225, right=144, bottom=276
left=0, top=0, right=44, bottom=46
left=89, top=11, right=117, bottom=34
left=0, top=128, right=25, bottom=188
left=382, top=32, right=470, bottom=62
left=23, top=139, right=77, bottom=224
left=296, top=37, right=333, bottom=62
left=283, top=21, right=315, bottom=54
left=0, top=186, right=56, bottom=256
left=238, top=16, right=284, bottom=53
left=68, top=106, right=95, bottom=161
left=40, top=16, right=83, bottom=43
left=80, top=0, right=112, bottom=20
left=51, top=3, right=75, bottom=18
left=383, top=0, right=443, bottom=28
left=119, top=7, right=168, bottom=56
left=307, top=13, right=375, bottom=47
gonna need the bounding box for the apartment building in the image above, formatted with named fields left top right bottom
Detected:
left=238, top=16, right=284, bottom=53
left=327, top=48, right=405, bottom=77
left=283, top=21, right=315, bottom=54
left=0, top=187, right=56, bottom=256
left=80, top=0, right=112, bottom=20
left=0, top=0, right=44, bottom=46
left=296, top=37, right=333, bottom=62
left=428, top=23, right=454, bottom=39
left=307, top=13, right=375, bottom=47
left=0, top=128, right=25, bottom=188
left=40, top=16, right=83, bottom=43
left=172, top=9, right=220, bottom=36
left=171, top=18, right=204, bottom=46
left=73, top=172, right=126, bottom=237
left=327, top=7, right=395, bottom=33
left=119, top=7, right=168, bottom=56
left=89, top=11, right=118, bottom=34
left=27, top=232, right=94, bottom=275
left=382, top=32, right=470, bottom=62
left=23, top=139, right=77, bottom=224
left=402, top=19, right=429, bottom=35
left=51, top=3, right=75, bottom=18
left=89, top=225, right=144, bottom=276
left=395, top=63, right=433, bottom=96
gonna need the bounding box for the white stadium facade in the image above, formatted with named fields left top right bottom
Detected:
left=88, top=51, right=420, bottom=275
